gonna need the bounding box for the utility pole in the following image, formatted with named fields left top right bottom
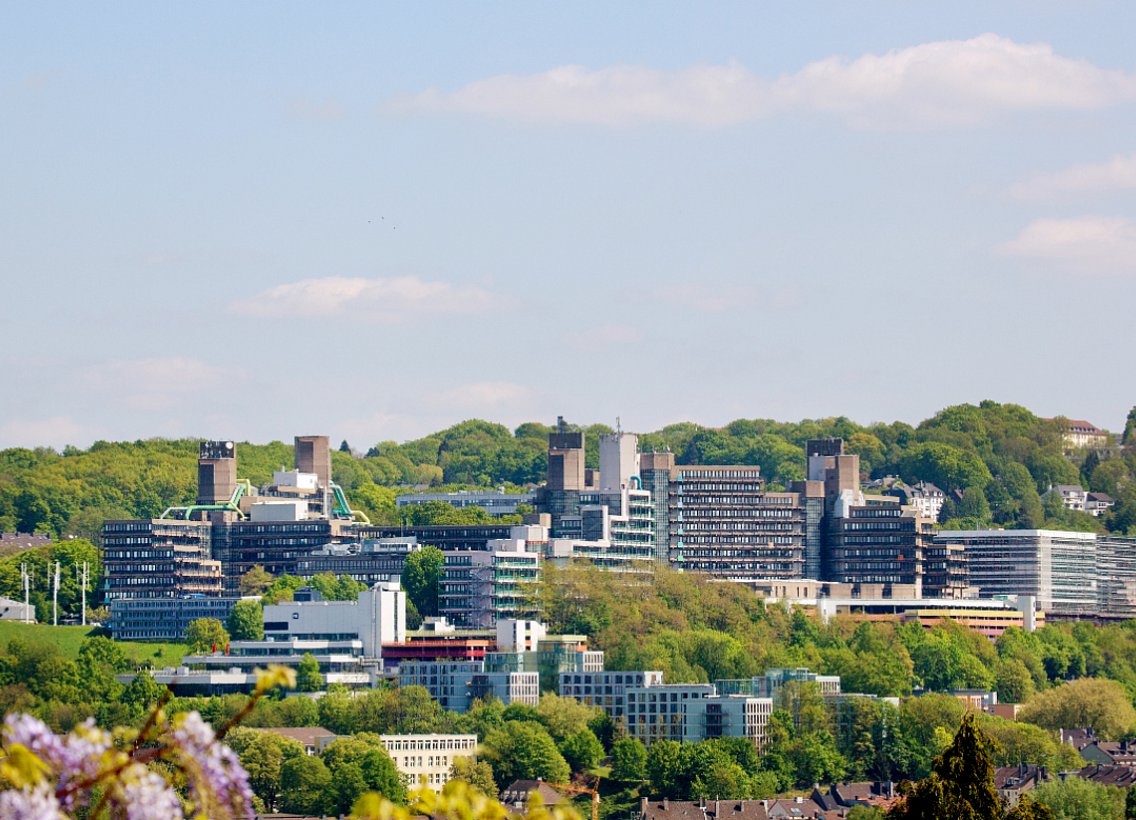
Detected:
left=76, top=558, right=88, bottom=622
left=52, top=561, right=60, bottom=626
left=20, top=564, right=31, bottom=624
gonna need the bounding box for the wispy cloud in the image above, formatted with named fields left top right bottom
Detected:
left=1000, top=216, right=1136, bottom=274
left=390, top=35, right=1136, bottom=129
left=1011, top=153, right=1136, bottom=200
left=231, top=275, right=498, bottom=319
left=81, top=357, right=237, bottom=411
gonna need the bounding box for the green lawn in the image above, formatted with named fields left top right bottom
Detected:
left=0, top=621, right=187, bottom=668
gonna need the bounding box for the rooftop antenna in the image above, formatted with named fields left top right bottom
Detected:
left=616, top=416, right=622, bottom=435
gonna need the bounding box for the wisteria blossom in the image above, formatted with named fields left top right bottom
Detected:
left=0, top=665, right=293, bottom=819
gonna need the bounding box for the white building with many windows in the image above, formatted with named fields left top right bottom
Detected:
left=379, top=734, right=478, bottom=791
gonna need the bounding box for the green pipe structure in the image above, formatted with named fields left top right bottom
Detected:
left=332, top=483, right=371, bottom=525
left=160, top=479, right=251, bottom=520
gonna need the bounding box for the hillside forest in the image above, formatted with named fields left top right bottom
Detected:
left=1, top=402, right=1135, bottom=542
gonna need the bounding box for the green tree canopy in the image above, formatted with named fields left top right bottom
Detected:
left=227, top=598, right=264, bottom=641
left=185, top=618, right=230, bottom=655
left=402, top=546, right=444, bottom=617
left=483, top=721, right=570, bottom=787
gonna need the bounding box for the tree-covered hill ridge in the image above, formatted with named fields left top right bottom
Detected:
left=2, top=401, right=1134, bottom=538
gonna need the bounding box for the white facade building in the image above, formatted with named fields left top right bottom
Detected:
left=379, top=734, right=478, bottom=791
left=263, top=580, right=406, bottom=656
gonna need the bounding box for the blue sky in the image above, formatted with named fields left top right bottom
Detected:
left=2, top=3, right=1134, bottom=449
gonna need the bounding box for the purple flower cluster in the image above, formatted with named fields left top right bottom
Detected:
left=120, top=767, right=182, bottom=820
left=0, top=783, right=63, bottom=819
left=0, top=711, right=254, bottom=819
left=170, top=712, right=255, bottom=818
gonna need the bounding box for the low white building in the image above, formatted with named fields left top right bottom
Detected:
left=379, top=734, right=478, bottom=791
left=263, top=580, right=406, bottom=656
left=0, top=596, right=34, bottom=622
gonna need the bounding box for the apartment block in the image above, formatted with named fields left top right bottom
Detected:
left=559, top=670, right=665, bottom=721
left=623, top=684, right=717, bottom=743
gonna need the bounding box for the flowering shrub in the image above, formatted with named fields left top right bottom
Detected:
left=0, top=665, right=296, bottom=819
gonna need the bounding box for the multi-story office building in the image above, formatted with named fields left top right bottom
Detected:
left=357, top=524, right=513, bottom=552
left=688, top=696, right=775, bottom=750
left=294, top=539, right=416, bottom=587
left=440, top=544, right=541, bottom=629
left=261, top=581, right=406, bottom=655
left=126, top=582, right=405, bottom=693
left=486, top=645, right=603, bottom=693
left=1098, top=536, right=1136, bottom=619
left=536, top=427, right=657, bottom=573
left=109, top=595, right=239, bottom=641
left=396, top=491, right=535, bottom=518
left=534, top=418, right=589, bottom=533
left=102, top=519, right=220, bottom=600
left=669, top=466, right=806, bottom=580
left=753, top=667, right=842, bottom=698
left=824, top=499, right=926, bottom=594
left=640, top=452, right=675, bottom=561
left=802, top=439, right=931, bottom=593
left=717, top=668, right=842, bottom=700
left=223, top=517, right=346, bottom=589
left=923, top=540, right=969, bottom=598
left=621, top=683, right=774, bottom=749
left=379, top=735, right=478, bottom=791
left=559, top=671, right=665, bottom=721
left=398, top=661, right=539, bottom=713
left=936, top=530, right=1099, bottom=616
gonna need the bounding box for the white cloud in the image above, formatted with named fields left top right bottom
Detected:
left=1000, top=216, right=1136, bottom=274
left=81, top=357, right=236, bottom=411
left=390, top=35, right=1136, bottom=129
left=231, top=275, right=498, bottom=319
left=0, top=416, right=87, bottom=449
left=393, top=62, right=767, bottom=127
left=1011, top=153, right=1136, bottom=200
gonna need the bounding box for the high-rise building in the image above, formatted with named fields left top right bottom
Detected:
left=536, top=424, right=656, bottom=572
left=102, top=519, right=220, bottom=600
left=669, top=465, right=806, bottom=581
left=639, top=452, right=675, bottom=562
left=440, top=543, right=541, bottom=629
left=824, top=498, right=926, bottom=594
